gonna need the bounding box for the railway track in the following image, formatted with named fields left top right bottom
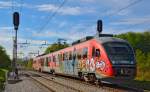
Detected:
left=26, top=72, right=83, bottom=92
left=25, top=71, right=144, bottom=92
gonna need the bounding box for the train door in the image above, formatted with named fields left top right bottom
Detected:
left=68, top=51, right=72, bottom=74
left=90, top=46, right=101, bottom=72
left=63, top=52, right=68, bottom=74
left=40, top=58, right=44, bottom=72
left=55, top=54, right=60, bottom=73
left=82, top=47, right=88, bottom=72
left=59, top=53, right=64, bottom=73
left=72, top=48, right=78, bottom=75
left=42, top=57, right=47, bottom=72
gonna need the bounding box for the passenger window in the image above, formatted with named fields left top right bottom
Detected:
left=46, top=57, right=48, bottom=66
left=65, top=52, right=69, bottom=60
left=41, top=59, right=44, bottom=66
left=60, top=54, right=63, bottom=61
left=92, top=47, right=95, bottom=57
left=58, top=54, right=61, bottom=61
left=48, top=57, right=51, bottom=62
left=82, top=47, right=88, bottom=58
left=63, top=53, right=65, bottom=61
left=77, top=49, right=81, bottom=59
left=69, top=51, right=72, bottom=60
left=53, top=56, right=56, bottom=62
left=64, top=53, right=68, bottom=60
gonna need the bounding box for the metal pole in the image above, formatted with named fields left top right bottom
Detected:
left=12, top=29, right=18, bottom=79
left=12, top=38, right=15, bottom=74
left=15, top=29, right=18, bottom=78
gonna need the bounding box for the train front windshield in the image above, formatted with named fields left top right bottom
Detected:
left=103, top=42, right=135, bottom=65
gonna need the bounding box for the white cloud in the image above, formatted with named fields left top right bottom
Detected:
left=36, top=4, right=94, bottom=15
left=58, top=21, right=67, bottom=28
left=0, top=26, right=13, bottom=30
left=0, top=1, right=33, bottom=10
left=0, top=26, right=48, bottom=58
left=36, top=4, right=57, bottom=12
left=0, top=1, right=12, bottom=9
left=111, top=16, right=150, bottom=25
left=103, top=27, right=146, bottom=34
left=32, top=23, right=96, bottom=42
left=79, top=0, right=98, bottom=3
left=100, top=0, right=135, bottom=16
left=0, top=27, right=13, bottom=59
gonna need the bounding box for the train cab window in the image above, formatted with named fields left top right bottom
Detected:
left=82, top=47, right=88, bottom=58
left=92, top=47, right=100, bottom=57
left=95, top=49, right=100, bottom=57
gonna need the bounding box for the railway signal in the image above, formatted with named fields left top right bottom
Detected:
left=12, top=12, right=20, bottom=79
left=97, top=20, right=103, bottom=33
left=13, top=12, right=20, bottom=30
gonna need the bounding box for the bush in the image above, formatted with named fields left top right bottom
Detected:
left=0, top=69, right=6, bottom=91
left=135, top=50, right=150, bottom=81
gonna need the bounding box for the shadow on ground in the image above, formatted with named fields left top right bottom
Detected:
left=8, top=79, right=22, bottom=84
left=123, top=80, right=150, bottom=91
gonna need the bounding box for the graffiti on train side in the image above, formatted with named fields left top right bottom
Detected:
left=78, top=58, right=106, bottom=72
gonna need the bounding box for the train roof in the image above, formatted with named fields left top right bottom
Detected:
left=72, top=34, right=128, bottom=45
left=96, top=36, right=128, bottom=44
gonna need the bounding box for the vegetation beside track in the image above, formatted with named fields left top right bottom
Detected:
left=0, top=45, right=11, bottom=91
left=44, top=43, right=69, bottom=54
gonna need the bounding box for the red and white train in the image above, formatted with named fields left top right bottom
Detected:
left=33, top=34, right=136, bottom=82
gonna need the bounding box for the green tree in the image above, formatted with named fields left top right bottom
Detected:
left=45, top=43, right=69, bottom=54
left=0, top=46, right=11, bottom=69
left=26, top=59, right=33, bottom=69
left=116, top=31, right=150, bottom=54
left=136, top=49, right=146, bottom=80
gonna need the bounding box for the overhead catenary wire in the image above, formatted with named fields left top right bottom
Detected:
left=105, top=0, right=143, bottom=17
left=101, top=0, right=144, bottom=33
left=37, top=0, right=68, bottom=33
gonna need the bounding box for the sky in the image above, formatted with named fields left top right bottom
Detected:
left=0, top=0, right=150, bottom=59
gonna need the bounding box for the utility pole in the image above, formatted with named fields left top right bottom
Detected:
left=13, top=12, right=20, bottom=79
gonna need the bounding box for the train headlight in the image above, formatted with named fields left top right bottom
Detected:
left=112, top=61, right=116, bottom=64
left=130, top=61, right=134, bottom=64
left=111, top=60, right=119, bottom=64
